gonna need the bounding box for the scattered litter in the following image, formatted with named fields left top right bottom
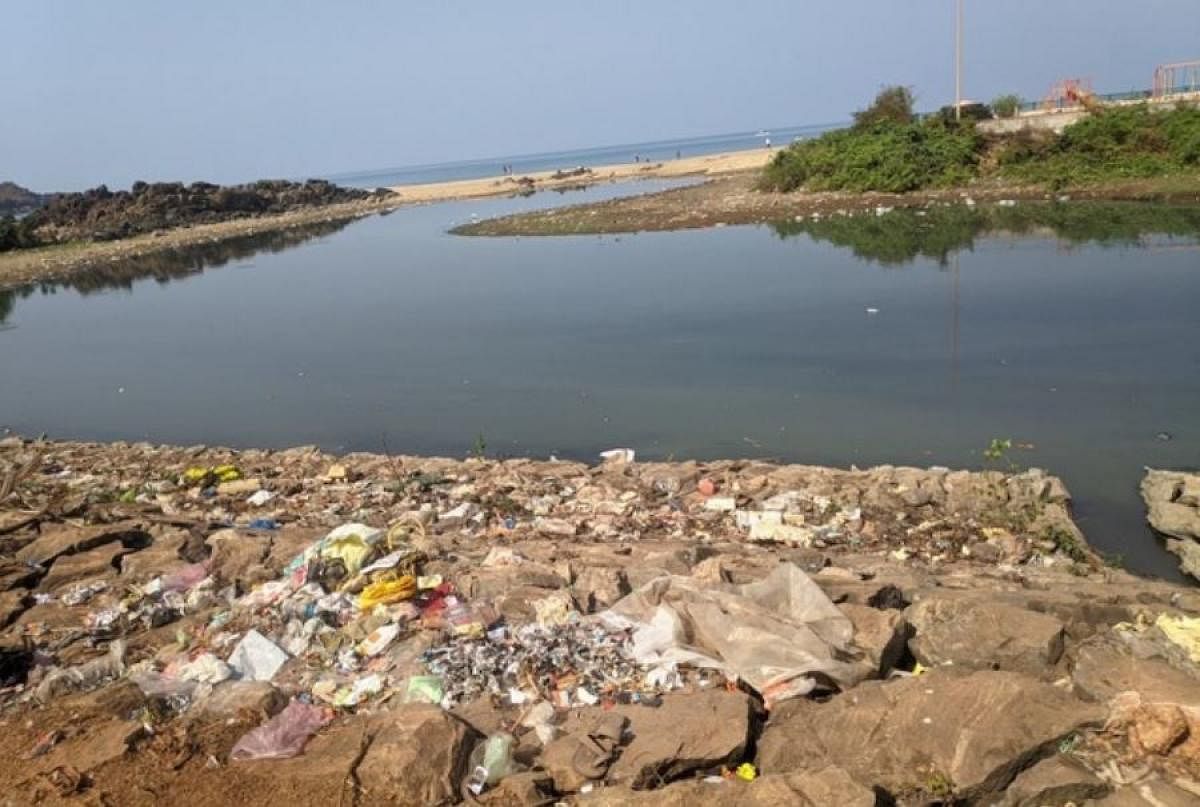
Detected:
left=228, top=630, right=289, bottom=682
left=599, top=448, right=635, bottom=464
left=230, top=700, right=332, bottom=761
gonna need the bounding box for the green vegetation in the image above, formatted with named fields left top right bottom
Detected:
left=1044, top=524, right=1089, bottom=564
left=0, top=215, right=44, bottom=253
left=997, top=104, right=1200, bottom=187
left=991, top=94, right=1021, bottom=119
left=983, top=438, right=1013, bottom=463
left=853, top=85, right=916, bottom=129
left=760, top=120, right=980, bottom=193
left=763, top=97, right=1200, bottom=194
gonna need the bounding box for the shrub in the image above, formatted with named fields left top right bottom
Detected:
left=760, top=119, right=981, bottom=194
left=0, top=215, right=43, bottom=252
left=853, top=85, right=915, bottom=129
left=999, top=104, right=1200, bottom=183
left=992, top=94, right=1021, bottom=119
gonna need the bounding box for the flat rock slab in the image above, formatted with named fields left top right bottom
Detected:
left=15, top=522, right=149, bottom=566
left=39, top=542, right=126, bottom=594
left=580, top=766, right=875, bottom=806
left=1001, top=756, right=1109, bottom=806
left=756, top=669, right=1103, bottom=802
left=1070, top=635, right=1200, bottom=704
left=908, top=593, right=1066, bottom=677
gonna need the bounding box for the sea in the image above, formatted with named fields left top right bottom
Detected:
left=326, top=123, right=839, bottom=189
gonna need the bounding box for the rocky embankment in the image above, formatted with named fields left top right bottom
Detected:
left=24, top=179, right=392, bottom=244
left=1143, top=469, right=1200, bottom=582
left=0, top=437, right=1198, bottom=805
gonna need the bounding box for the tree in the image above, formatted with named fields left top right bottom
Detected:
left=992, top=94, right=1022, bottom=119
left=853, top=85, right=915, bottom=129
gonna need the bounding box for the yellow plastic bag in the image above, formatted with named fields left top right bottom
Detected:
left=322, top=536, right=373, bottom=577
left=735, top=763, right=758, bottom=781
left=358, top=576, right=417, bottom=610
left=183, top=465, right=242, bottom=485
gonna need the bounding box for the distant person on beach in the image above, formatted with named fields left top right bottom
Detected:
left=764, top=137, right=771, bottom=149
left=676, top=150, right=681, bottom=159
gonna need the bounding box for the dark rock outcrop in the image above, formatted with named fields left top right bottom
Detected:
left=23, top=179, right=393, bottom=245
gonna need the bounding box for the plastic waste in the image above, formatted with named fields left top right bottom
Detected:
left=35, top=640, right=125, bottom=703
left=247, top=517, right=279, bottom=530
left=61, top=580, right=107, bottom=606
left=357, top=576, right=416, bottom=610
left=173, top=652, right=234, bottom=685
left=466, top=732, right=516, bottom=794
left=404, top=675, right=444, bottom=705
left=532, top=590, right=576, bottom=627
left=356, top=623, right=401, bottom=657
left=230, top=700, right=331, bottom=761
left=333, top=673, right=383, bottom=707
left=228, top=630, right=289, bottom=682
left=599, top=563, right=864, bottom=707
left=735, top=762, right=758, bottom=781
left=520, top=700, right=557, bottom=745
left=161, top=563, right=209, bottom=592
left=599, top=448, right=635, bottom=463
left=246, top=490, right=274, bottom=507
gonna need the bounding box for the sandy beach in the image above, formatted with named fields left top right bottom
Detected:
left=385, top=148, right=774, bottom=202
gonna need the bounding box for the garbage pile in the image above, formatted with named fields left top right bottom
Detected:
left=3, top=437, right=1197, bottom=804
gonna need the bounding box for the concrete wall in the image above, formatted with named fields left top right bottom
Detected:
left=978, top=92, right=1200, bottom=136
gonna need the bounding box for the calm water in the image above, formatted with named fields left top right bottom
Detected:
left=2, top=185, right=1198, bottom=580
left=330, top=123, right=836, bottom=188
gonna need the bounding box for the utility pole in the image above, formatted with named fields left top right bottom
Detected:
left=955, top=0, right=963, bottom=121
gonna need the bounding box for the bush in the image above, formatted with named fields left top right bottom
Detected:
left=999, top=104, right=1200, bottom=183
left=853, top=85, right=915, bottom=129
left=0, top=215, right=43, bottom=253
left=992, top=94, right=1021, bottom=119
left=760, top=119, right=981, bottom=193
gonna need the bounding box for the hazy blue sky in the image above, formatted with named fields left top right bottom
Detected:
left=4, top=1, right=1198, bottom=190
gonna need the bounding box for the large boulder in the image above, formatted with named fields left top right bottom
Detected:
left=840, top=603, right=910, bottom=677
left=355, top=704, right=479, bottom=806
left=206, top=529, right=272, bottom=591
left=757, top=669, right=1102, bottom=802
left=1141, top=469, right=1200, bottom=580
left=541, top=690, right=755, bottom=793
left=907, top=594, right=1066, bottom=677
left=609, top=690, right=755, bottom=788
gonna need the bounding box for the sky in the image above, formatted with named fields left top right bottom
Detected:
left=3, top=1, right=1198, bottom=191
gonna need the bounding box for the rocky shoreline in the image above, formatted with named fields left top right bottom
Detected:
left=0, top=436, right=1198, bottom=805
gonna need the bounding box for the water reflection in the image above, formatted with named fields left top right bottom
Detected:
left=771, top=202, right=1200, bottom=266
left=0, top=217, right=356, bottom=327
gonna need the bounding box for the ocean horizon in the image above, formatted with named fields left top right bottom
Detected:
left=327, top=121, right=842, bottom=189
